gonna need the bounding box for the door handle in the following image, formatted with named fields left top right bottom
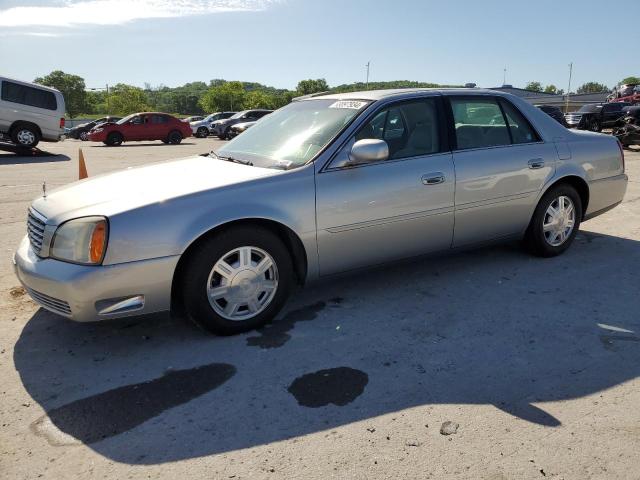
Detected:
left=528, top=159, right=545, bottom=169
left=421, top=173, right=445, bottom=185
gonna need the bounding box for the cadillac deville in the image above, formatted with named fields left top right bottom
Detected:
left=14, top=89, right=628, bottom=334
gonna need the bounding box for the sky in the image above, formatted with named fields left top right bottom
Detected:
left=0, top=0, right=637, bottom=91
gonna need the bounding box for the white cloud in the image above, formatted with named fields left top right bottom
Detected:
left=0, top=0, right=279, bottom=28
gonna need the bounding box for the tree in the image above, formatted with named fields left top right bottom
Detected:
left=108, top=84, right=151, bottom=115
left=200, top=81, right=245, bottom=112
left=576, top=82, right=609, bottom=94
left=525, top=81, right=543, bottom=92
left=296, top=78, right=329, bottom=95
left=544, top=84, right=558, bottom=94
left=620, top=76, right=640, bottom=85
left=34, top=70, right=86, bottom=118
left=243, top=90, right=274, bottom=109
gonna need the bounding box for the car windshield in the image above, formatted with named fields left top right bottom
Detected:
left=216, top=99, right=369, bottom=169
left=230, top=111, right=249, bottom=120
left=116, top=114, right=136, bottom=125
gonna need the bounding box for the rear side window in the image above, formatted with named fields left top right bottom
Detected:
left=451, top=98, right=510, bottom=149
left=152, top=114, right=168, bottom=124
left=451, top=97, right=539, bottom=149
left=499, top=100, right=540, bottom=144
left=355, top=98, right=440, bottom=160
left=1, top=81, right=57, bottom=110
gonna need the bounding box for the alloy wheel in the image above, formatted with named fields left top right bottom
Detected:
left=206, top=246, right=279, bottom=321
left=543, top=195, right=575, bottom=247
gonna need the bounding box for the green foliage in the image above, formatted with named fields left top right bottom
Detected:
left=108, top=84, right=151, bottom=115
left=34, top=70, right=86, bottom=118
left=525, top=81, right=543, bottom=92
left=199, top=81, right=246, bottom=112
left=331, top=80, right=460, bottom=93
left=620, top=76, right=640, bottom=85
left=296, top=79, right=329, bottom=95
left=543, top=84, right=558, bottom=94
left=576, top=82, right=609, bottom=94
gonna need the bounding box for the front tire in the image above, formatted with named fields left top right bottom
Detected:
left=525, top=184, right=582, bottom=257
left=196, top=127, right=208, bottom=138
left=180, top=226, right=294, bottom=335
left=106, top=132, right=123, bottom=146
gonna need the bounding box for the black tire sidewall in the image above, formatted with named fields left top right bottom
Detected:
left=107, top=132, right=123, bottom=146
left=527, top=184, right=582, bottom=257
left=180, top=226, right=294, bottom=335
left=12, top=125, right=39, bottom=147
left=197, top=127, right=207, bottom=138
left=169, top=131, right=182, bottom=144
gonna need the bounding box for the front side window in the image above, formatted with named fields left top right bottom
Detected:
left=354, top=99, right=440, bottom=160
left=451, top=98, right=510, bottom=149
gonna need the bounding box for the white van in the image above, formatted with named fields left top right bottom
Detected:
left=0, top=76, right=66, bottom=148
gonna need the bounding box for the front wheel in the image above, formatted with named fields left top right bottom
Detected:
left=525, top=184, right=582, bottom=257
left=106, top=132, right=123, bottom=146
left=11, top=125, right=40, bottom=148
left=196, top=127, right=208, bottom=138
left=179, top=226, right=294, bottom=335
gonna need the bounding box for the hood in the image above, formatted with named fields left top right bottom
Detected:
left=190, top=119, right=207, bottom=127
left=32, top=155, right=280, bottom=224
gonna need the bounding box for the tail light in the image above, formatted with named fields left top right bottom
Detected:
left=616, top=139, right=625, bottom=172
left=60, top=118, right=65, bottom=128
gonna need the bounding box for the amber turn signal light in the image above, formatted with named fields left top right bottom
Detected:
left=89, top=220, right=107, bottom=263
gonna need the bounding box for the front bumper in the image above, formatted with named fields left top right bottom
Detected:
left=13, top=236, right=180, bottom=322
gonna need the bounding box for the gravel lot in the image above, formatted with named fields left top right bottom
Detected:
left=1, top=138, right=639, bottom=480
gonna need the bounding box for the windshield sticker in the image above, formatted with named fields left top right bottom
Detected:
left=329, top=100, right=368, bottom=110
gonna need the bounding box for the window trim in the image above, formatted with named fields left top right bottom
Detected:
left=322, top=95, right=449, bottom=172
left=444, top=95, right=544, bottom=152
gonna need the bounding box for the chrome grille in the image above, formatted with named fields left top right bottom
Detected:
left=26, top=287, right=72, bottom=316
left=27, top=209, right=46, bottom=255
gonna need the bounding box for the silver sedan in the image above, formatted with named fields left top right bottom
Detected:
left=14, top=89, right=628, bottom=334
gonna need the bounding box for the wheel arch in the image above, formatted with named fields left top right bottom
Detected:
left=9, top=120, right=42, bottom=139
left=539, top=175, right=590, bottom=220
left=170, top=217, right=308, bottom=315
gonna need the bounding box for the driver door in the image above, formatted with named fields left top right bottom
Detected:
left=315, top=97, right=455, bottom=275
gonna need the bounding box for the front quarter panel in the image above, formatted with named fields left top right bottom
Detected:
left=102, top=164, right=318, bottom=278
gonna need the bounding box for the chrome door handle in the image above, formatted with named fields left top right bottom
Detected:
left=528, top=159, right=545, bottom=169
left=421, top=173, right=445, bottom=185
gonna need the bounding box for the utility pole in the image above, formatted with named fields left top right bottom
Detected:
left=503, top=67, right=507, bottom=86
left=105, top=84, right=110, bottom=115
left=365, top=61, right=370, bottom=89
left=565, top=62, right=573, bottom=113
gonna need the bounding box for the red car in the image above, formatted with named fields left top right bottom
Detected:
left=87, top=112, right=192, bottom=146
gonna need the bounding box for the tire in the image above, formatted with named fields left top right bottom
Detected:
left=525, top=184, right=582, bottom=257
left=589, top=119, right=601, bottom=132
left=11, top=124, right=40, bottom=148
left=196, top=127, right=208, bottom=138
left=79, top=131, right=88, bottom=141
left=106, top=132, right=123, bottom=146
left=180, top=226, right=294, bottom=335
left=167, top=130, right=182, bottom=144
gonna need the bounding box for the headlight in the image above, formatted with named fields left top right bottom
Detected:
left=50, top=217, right=108, bottom=265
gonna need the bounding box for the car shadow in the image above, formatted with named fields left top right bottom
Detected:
left=13, top=232, right=640, bottom=464
left=0, top=153, right=70, bottom=165
left=89, top=142, right=197, bottom=148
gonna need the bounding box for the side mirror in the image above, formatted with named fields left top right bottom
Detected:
left=349, top=139, right=389, bottom=165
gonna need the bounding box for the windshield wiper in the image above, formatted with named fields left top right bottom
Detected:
left=205, top=150, right=253, bottom=166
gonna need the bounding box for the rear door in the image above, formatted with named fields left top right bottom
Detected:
left=447, top=95, right=558, bottom=246
left=150, top=114, right=169, bottom=139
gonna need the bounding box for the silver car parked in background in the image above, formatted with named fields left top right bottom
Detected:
left=14, top=89, right=627, bottom=334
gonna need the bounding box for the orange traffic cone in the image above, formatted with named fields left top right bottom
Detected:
left=79, top=148, right=88, bottom=179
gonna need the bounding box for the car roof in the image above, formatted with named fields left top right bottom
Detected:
left=300, top=88, right=508, bottom=102
left=0, top=75, right=62, bottom=94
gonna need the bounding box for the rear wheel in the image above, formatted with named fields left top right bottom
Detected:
left=167, top=130, right=183, bottom=144
left=79, top=131, right=89, bottom=141
left=589, top=119, right=601, bottom=132
left=11, top=124, right=40, bottom=148
left=179, top=226, right=294, bottom=335
left=525, top=184, right=582, bottom=257
left=106, top=132, right=123, bottom=146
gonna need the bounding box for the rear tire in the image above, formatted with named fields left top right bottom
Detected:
left=79, top=131, right=89, bottom=141
left=167, top=130, right=183, bottom=144
left=106, top=132, right=123, bottom=146
left=179, top=226, right=294, bottom=335
left=525, top=184, right=582, bottom=257
left=589, top=119, right=601, bottom=132
left=11, top=124, right=40, bottom=148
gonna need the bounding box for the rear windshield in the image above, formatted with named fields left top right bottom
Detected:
left=1, top=81, right=57, bottom=110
